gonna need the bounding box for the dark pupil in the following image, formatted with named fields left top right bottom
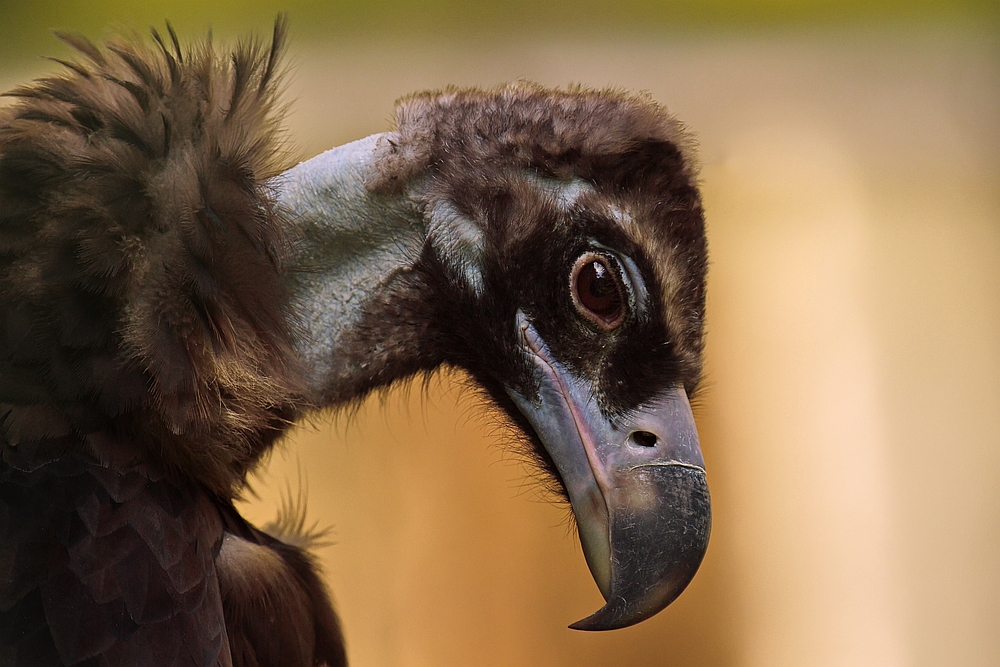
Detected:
left=578, top=260, right=621, bottom=319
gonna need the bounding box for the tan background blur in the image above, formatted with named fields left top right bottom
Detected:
left=2, top=2, right=998, bottom=666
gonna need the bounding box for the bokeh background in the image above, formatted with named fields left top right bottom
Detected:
left=2, top=2, right=999, bottom=665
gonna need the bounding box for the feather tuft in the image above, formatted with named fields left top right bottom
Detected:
left=0, top=19, right=301, bottom=496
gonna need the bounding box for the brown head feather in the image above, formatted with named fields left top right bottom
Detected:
left=369, top=82, right=706, bottom=398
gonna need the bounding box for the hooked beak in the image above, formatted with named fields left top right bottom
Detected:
left=507, top=312, right=711, bottom=631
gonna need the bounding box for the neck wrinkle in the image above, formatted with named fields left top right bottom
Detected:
left=274, top=133, right=429, bottom=405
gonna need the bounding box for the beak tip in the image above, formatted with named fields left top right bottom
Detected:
left=571, top=466, right=711, bottom=632
left=567, top=619, right=597, bottom=632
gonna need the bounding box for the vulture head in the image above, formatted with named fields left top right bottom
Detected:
left=279, top=84, right=711, bottom=630
left=0, top=21, right=709, bottom=667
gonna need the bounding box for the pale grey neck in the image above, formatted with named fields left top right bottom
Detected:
left=273, top=134, right=427, bottom=397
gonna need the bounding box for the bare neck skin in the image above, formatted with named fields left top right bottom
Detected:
left=275, top=134, right=430, bottom=403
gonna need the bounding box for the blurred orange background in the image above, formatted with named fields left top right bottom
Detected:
left=2, top=3, right=998, bottom=665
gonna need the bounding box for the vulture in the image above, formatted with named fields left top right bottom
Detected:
left=0, top=19, right=710, bottom=667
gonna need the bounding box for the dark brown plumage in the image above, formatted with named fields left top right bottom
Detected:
left=0, top=20, right=344, bottom=667
left=0, top=20, right=298, bottom=494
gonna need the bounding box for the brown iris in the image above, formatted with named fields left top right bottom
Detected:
left=571, top=252, right=626, bottom=329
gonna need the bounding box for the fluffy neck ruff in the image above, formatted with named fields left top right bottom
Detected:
left=0, top=23, right=299, bottom=496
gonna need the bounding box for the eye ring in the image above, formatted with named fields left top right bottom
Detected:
left=570, top=252, right=627, bottom=330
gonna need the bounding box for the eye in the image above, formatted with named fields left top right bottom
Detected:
left=571, top=252, right=626, bottom=330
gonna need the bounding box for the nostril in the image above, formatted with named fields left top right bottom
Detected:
left=630, top=430, right=658, bottom=448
